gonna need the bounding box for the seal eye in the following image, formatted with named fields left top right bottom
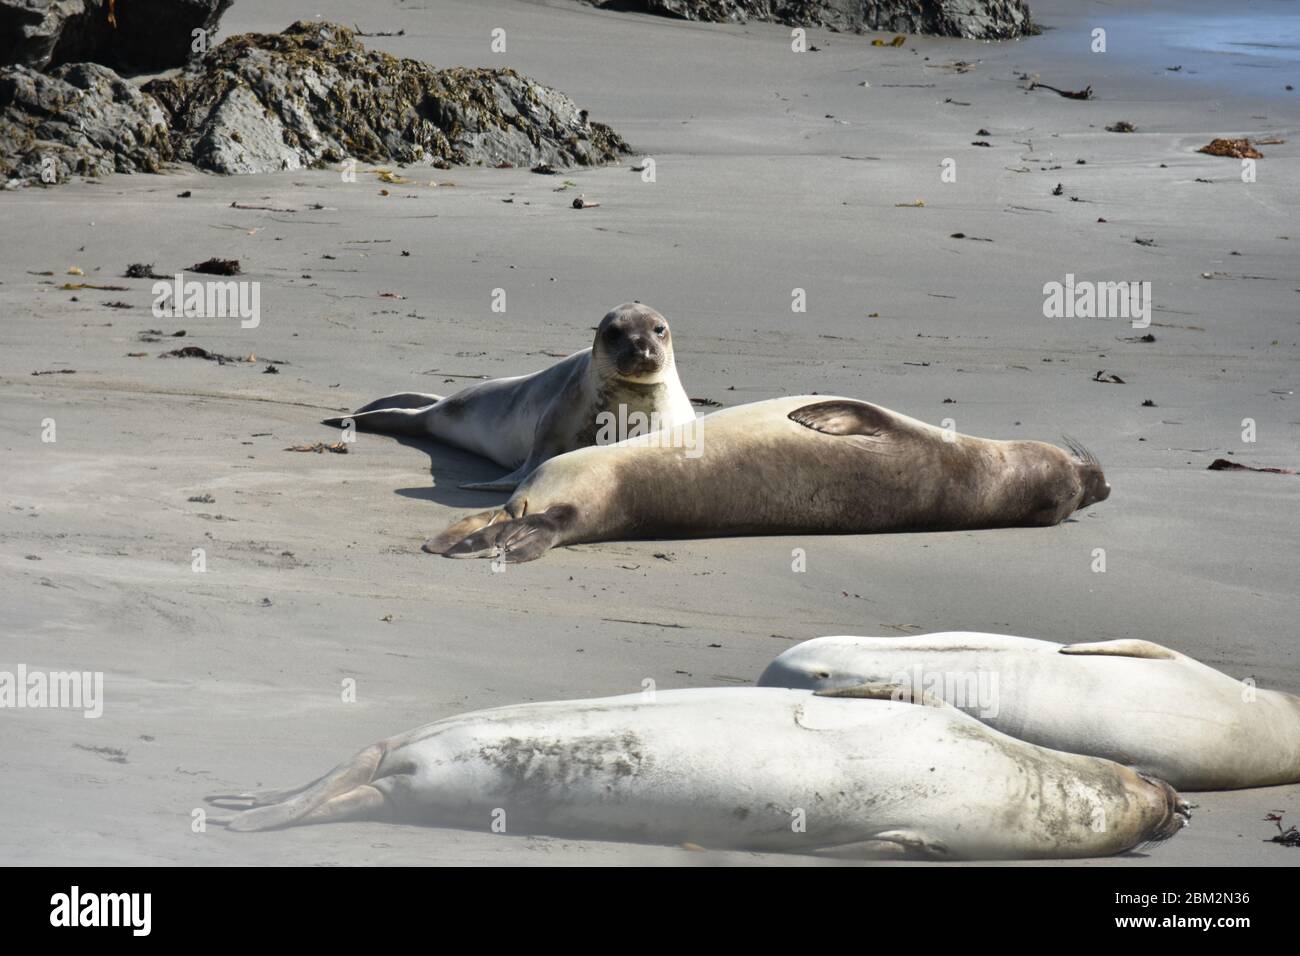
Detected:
left=654, top=325, right=666, bottom=336
left=603, top=326, right=621, bottom=342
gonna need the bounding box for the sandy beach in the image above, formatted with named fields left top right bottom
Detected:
left=1, top=0, right=1298, bottom=866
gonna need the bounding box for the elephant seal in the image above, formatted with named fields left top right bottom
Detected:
left=322, top=303, right=695, bottom=491
left=207, top=687, right=1188, bottom=859
left=758, top=632, right=1300, bottom=791
left=424, top=394, right=1110, bottom=562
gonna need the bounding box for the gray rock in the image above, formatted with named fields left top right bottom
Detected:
left=592, top=0, right=1035, bottom=39
left=0, top=21, right=630, bottom=186
left=0, top=0, right=232, bottom=73
left=0, top=61, right=172, bottom=184
left=144, top=21, right=629, bottom=175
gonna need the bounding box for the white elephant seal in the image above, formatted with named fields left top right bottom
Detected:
left=424, top=394, right=1110, bottom=562
left=208, top=687, right=1188, bottom=860
left=323, top=303, right=695, bottom=491
left=759, top=632, right=1300, bottom=791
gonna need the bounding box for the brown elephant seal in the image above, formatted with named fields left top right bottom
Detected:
left=424, top=394, right=1110, bottom=562
left=322, top=303, right=695, bottom=491
left=759, top=632, right=1300, bottom=791
left=207, top=686, right=1188, bottom=860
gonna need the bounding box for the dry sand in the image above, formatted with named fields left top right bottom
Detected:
left=1, top=0, right=1297, bottom=866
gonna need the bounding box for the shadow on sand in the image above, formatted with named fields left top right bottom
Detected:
left=377, top=434, right=513, bottom=509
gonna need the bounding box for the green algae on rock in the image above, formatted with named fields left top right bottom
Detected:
left=1, top=20, right=629, bottom=186
left=143, top=21, right=630, bottom=175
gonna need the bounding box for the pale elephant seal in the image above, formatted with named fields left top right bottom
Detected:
left=207, top=687, right=1188, bottom=859
left=424, top=394, right=1110, bottom=561
left=322, top=303, right=695, bottom=491
left=759, top=632, right=1300, bottom=791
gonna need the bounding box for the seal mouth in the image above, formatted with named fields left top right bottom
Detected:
left=615, top=353, right=665, bottom=379
left=1138, top=772, right=1193, bottom=843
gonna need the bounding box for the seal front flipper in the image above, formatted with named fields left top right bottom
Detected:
left=423, top=508, right=512, bottom=555
left=321, top=407, right=431, bottom=436
left=814, top=680, right=949, bottom=709
left=1059, top=639, right=1179, bottom=660
left=862, top=830, right=951, bottom=860
left=427, top=505, right=577, bottom=563
left=788, top=400, right=897, bottom=439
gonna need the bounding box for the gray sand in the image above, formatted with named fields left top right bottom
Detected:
left=1, top=0, right=1297, bottom=866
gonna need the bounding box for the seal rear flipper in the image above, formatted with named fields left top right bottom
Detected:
left=788, top=400, right=896, bottom=438
left=207, top=743, right=388, bottom=832
left=352, top=392, right=445, bottom=414
left=322, top=407, right=431, bottom=436
left=1059, top=639, right=1178, bottom=660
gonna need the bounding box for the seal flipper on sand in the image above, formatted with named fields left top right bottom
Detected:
left=431, top=506, right=576, bottom=563
left=322, top=406, right=432, bottom=436
left=788, top=399, right=898, bottom=439
left=207, top=743, right=390, bottom=832
left=422, top=508, right=512, bottom=555
left=1059, top=639, right=1178, bottom=660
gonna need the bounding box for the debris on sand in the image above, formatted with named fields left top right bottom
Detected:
left=1198, top=138, right=1264, bottom=159
left=1265, top=813, right=1300, bottom=846
left=1106, top=120, right=1137, bottom=133
left=60, top=282, right=128, bottom=291
left=690, top=397, right=723, bottom=407
left=124, top=262, right=164, bottom=279
left=188, top=494, right=216, bottom=503
left=1208, top=459, right=1295, bottom=475
left=30, top=369, right=75, bottom=376
left=572, top=195, right=601, bottom=209
left=285, top=442, right=349, bottom=454
left=895, top=199, right=925, bottom=207
left=159, top=345, right=256, bottom=364
left=1092, top=370, right=1126, bottom=384
left=1022, top=76, right=1093, bottom=100
left=871, top=36, right=907, bottom=47
left=190, top=257, right=240, bottom=276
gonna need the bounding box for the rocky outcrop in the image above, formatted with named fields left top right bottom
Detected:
left=0, top=0, right=232, bottom=73
left=593, top=0, right=1035, bottom=39
left=0, top=61, right=172, bottom=182
left=144, top=21, right=628, bottom=175
left=1, top=21, right=630, bottom=185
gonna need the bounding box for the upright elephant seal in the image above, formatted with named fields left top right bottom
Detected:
left=424, top=394, right=1110, bottom=562
left=207, top=687, right=1188, bottom=859
left=323, top=303, right=695, bottom=491
left=759, top=632, right=1300, bottom=791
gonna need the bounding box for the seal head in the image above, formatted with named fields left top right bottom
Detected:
left=594, top=303, right=673, bottom=383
